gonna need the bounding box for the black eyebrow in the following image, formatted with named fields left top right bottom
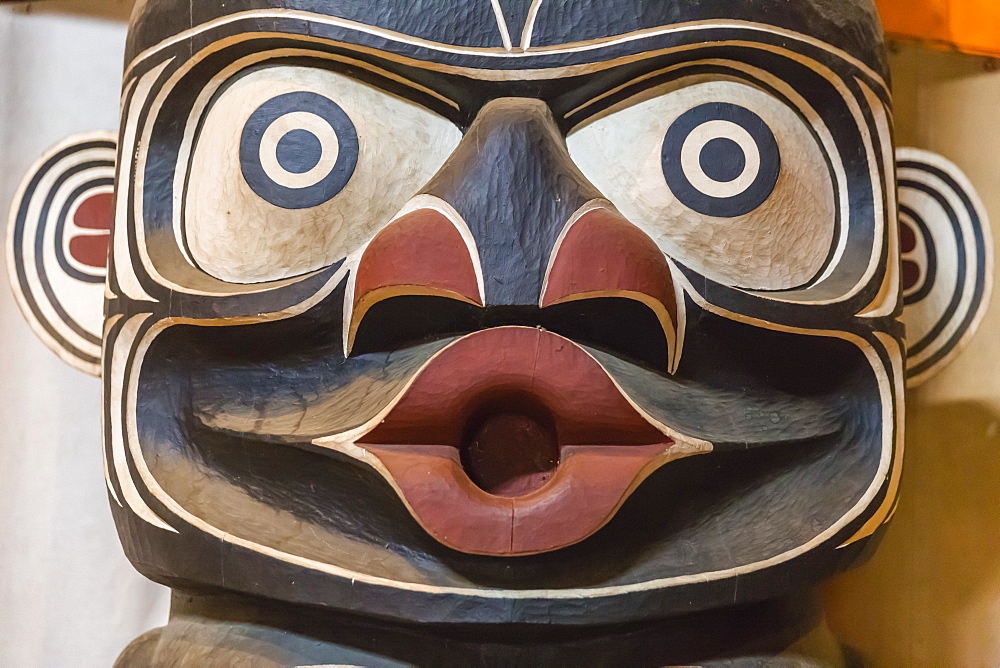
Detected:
left=127, top=21, right=886, bottom=136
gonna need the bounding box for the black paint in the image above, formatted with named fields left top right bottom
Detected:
left=240, top=91, right=358, bottom=210
left=661, top=102, right=781, bottom=218
left=99, top=1, right=908, bottom=663
left=275, top=128, right=323, bottom=174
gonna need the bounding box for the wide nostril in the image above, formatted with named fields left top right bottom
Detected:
left=541, top=204, right=680, bottom=369
left=347, top=203, right=484, bottom=354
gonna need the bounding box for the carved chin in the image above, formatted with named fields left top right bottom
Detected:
left=315, top=326, right=709, bottom=556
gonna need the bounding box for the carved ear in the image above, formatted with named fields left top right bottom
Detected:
left=897, top=148, right=993, bottom=387
left=5, top=132, right=117, bottom=377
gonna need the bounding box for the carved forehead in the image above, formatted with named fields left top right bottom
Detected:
left=127, top=0, right=886, bottom=77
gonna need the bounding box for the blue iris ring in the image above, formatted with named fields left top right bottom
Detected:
left=661, top=102, right=781, bottom=218
left=240, top=91, right=359, bottom=210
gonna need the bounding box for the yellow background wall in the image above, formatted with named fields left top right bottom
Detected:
left=824, top=42, right=1000, bottom=667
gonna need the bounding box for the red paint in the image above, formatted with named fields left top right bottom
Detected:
left=902, top=259, right=922, bottom=292
left=364, top=445, right=515, bottom=555
left=69, top=235, right=112, bottom=270
left=899, top=219, right=918, bottom=254
left=359, top=327, right=677, bottom=556
left=73, top=192, right=114, bottom=230
left=542, top=208, right=676, bottom=325
left=363, top=327, right=663, bottom=447
left=68, top=192, right=113, bottom=269
left=354, top=208, right=482, bottom=311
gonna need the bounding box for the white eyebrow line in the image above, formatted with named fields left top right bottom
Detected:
left=489, top=0, right=514, bottom=52
left=520, top=0, right=545, bottom=50
left=124, top=12, right=888, bottom=96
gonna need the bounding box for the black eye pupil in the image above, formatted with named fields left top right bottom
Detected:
left=661, top=102, right=780, bottom=218
left=276, top=129, right=323, bottom=175
left=240, top=91, right=359, bottom=210
left=700, top=137, right=745, bottom=183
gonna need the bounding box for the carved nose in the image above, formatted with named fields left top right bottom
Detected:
left=420, top=98, right=602, bottom=307
left=346, top=200, right=484, bottom=354
left=347, top=98, right=679, bottom=369
left=542, top=204, right=681, bottom=371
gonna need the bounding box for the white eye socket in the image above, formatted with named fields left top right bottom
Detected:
left=184, top=66, right=462, bottom=284
left=568, top=80, right=837, bottom=291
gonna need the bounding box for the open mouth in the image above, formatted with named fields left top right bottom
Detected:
left=316, top=326, right=709, bottom=556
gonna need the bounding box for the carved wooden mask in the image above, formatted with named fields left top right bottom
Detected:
left=6, top=0, right=993, bottom=626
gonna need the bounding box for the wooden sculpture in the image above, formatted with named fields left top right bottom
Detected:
left=4, top=0, right=993, bottom=665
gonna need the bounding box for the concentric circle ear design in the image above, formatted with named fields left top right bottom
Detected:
left=5, top=132, right=117, bottom=376
left=897, top=147, right=993, bottom=387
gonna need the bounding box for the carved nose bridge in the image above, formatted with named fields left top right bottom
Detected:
left=421, top=97, right=602, bottom=307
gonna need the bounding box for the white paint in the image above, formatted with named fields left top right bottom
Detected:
left=679, top=119, right=761, bottom=198
left=258, top=111, right=341, bottom=190
left=113, top=308, right=895, bottom=602
left=519, top=0, right=546, bottom=50
left=488, top=0, right=513, bottom=51
left=108, top=315, right=177, bottom=534
left=897, top=148, right=993, bottom=385
left=6, top=137, right=114, bottom=373
left=124, top=12, right=890, bottom=89
left=185, top=65, right=462, bottom=283
left=568, top=78, right=837, bottom=290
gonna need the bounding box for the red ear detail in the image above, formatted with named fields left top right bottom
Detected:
left=73, top=191, right=114, bottom=229
left=68, top=192, right=114, bottom=269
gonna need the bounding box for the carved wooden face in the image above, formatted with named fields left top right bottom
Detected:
left=103, top=0, right=904, bottom=625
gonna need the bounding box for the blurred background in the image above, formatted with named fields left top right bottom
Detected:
left=0, top=4, right=169, bottom=667
left=0, top=1, right=997, bottom=665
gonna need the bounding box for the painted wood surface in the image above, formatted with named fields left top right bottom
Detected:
left=2, top=0, right=995, bottom=665
left=5, top=132, right=115, bottom=375
left=825, top=42, right=1000, bottom=667
left=105, top=0, right=910, bottom=646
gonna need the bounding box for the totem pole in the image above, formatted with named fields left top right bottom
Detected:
left=5, top=0, right=993, bottom=665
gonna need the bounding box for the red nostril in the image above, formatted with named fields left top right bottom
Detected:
left=349, top=206, right=483, bottom=352
left=541, top=206, right=678, bottom=360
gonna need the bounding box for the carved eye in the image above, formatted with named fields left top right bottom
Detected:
left=240, top=92, right=359, bottom=210
left=568, top=81, right=837, bottom=291
left=660, top=102, right=781, bottom=218
left=183, top=66, right=461, bottom=284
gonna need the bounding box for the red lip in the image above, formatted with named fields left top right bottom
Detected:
left=339, top=327, right=698, bottom=556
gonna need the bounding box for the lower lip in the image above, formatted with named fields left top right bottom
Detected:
left=355, top=327, right=679, bottom=556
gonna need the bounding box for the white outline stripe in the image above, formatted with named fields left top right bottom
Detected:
left=519, top=0, right=545, bottom=51
left=489, top=0, right=514, bottom=52
left=110, top=314, right=177, bottom=533
left=124, top=11, right=889, bottom=95
left=117, top=282, right=899, bottom=598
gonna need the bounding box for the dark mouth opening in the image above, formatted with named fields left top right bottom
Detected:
left=345, top=327, right=691, bottom=555
left=460, top=392, right=560, bottom=497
